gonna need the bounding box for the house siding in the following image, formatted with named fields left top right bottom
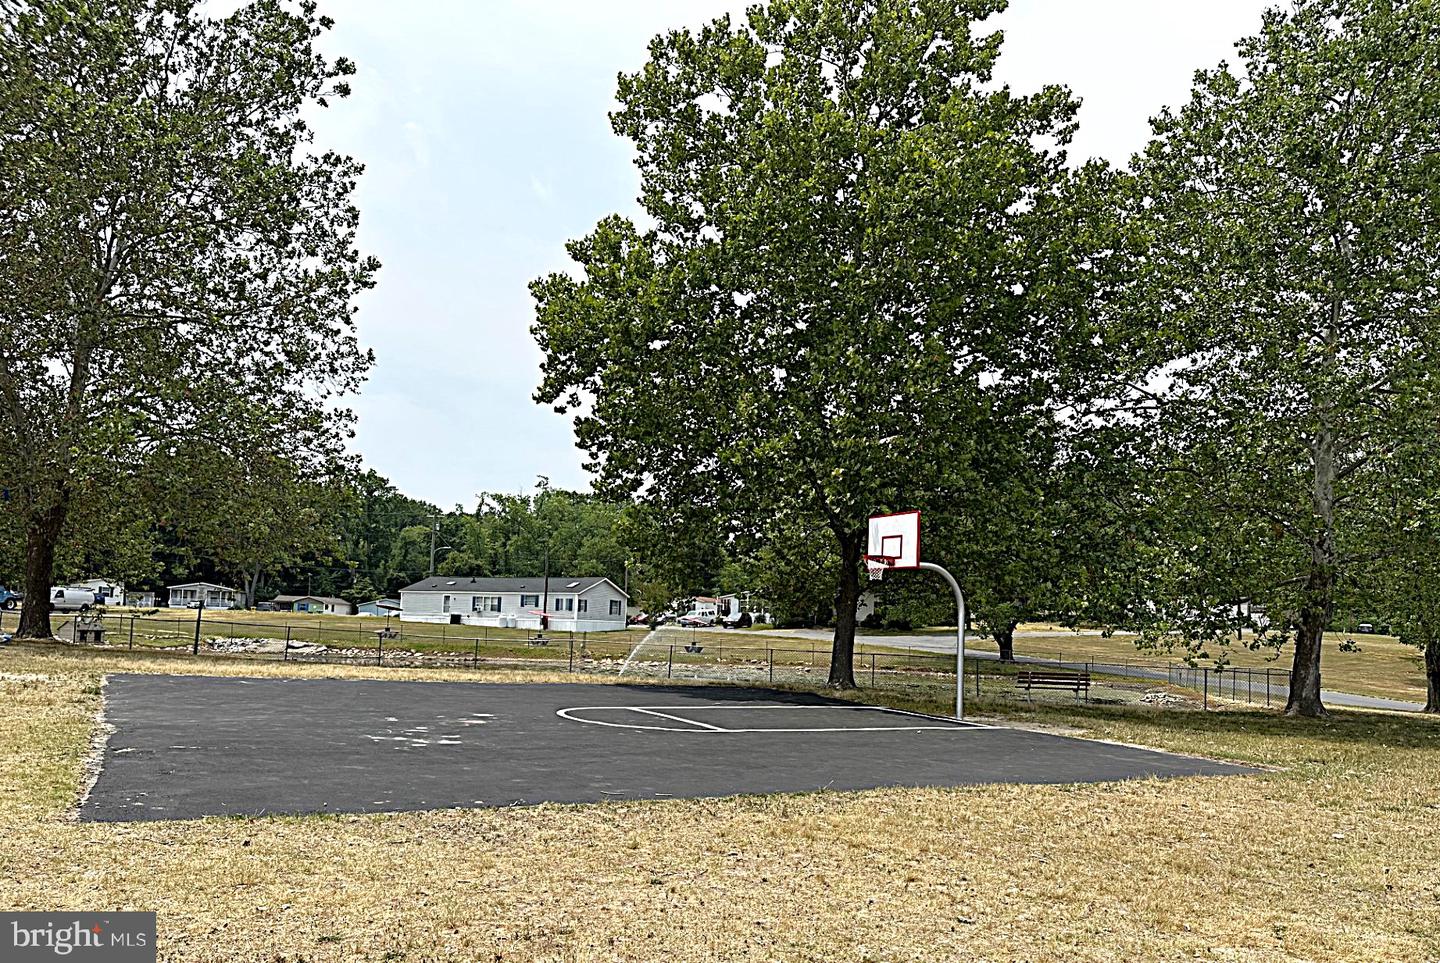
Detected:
left=399, top=579, right=629, bottom=633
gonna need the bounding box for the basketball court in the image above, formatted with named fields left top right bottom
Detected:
left=83, top=674, right=1256, bottom=821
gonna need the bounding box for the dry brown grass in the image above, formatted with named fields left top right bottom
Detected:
left=2, top=641, right=1439, bottom=962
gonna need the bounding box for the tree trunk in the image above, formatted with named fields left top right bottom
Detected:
left=1424, top=641, right=1440, bottom=714
left=1287, top=604, right=1329, bottom=716
left=1286, top=426, right=1336, bottom=718
left=827, top=530, right=862, bottom=689
left=17, top=500, right=67, bottom=639
left=244, top=564, right=262, bottom=610
left=996, top=621, right=1017, bottom=662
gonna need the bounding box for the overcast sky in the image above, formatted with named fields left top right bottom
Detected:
left=298, top=0, right=1273, bottom=509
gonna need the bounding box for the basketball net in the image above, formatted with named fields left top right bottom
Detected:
left=864, top=555, right=896, bottom=581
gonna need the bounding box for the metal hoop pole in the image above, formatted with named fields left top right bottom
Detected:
left=918, top=562, right=966, bottom=720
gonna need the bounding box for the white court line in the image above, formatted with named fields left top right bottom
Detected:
left=627, top=707, right=728, bottom=731
left=555, top=704, right=998, bottom=733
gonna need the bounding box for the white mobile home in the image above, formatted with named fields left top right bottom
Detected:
left=167, top=582, right=245, bottom=609
left=399, top=576, right=629, bottom=633
left=71, top=578, right=125, bottom=605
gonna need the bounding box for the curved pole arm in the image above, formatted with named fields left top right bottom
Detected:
left=918, top=562, right=966, bottom=720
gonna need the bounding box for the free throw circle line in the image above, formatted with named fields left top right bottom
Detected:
left=555, top=705, right=992, bottom=733
left=626, top=707, right=728, bottom=730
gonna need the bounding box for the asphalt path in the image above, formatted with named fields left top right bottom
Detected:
left=84, top=675, right=1257, bottom=822
left=747, top=627, right=1424, bottom=713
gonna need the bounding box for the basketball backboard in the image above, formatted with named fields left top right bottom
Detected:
left=866, top=510, right=920, bottom=570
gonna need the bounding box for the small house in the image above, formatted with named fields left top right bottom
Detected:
left=272, top=594, right=356, bottom=616
left=357, top=598, right=401, bottom=617
left=398, top=575, right=629, bottom=632
left=167, top=582, right=244, bottom=609
left=71, top=578, right=125, bottom=605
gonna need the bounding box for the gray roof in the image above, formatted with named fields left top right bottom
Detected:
left=400, top=575, right=625, bottom=597
left=275, top=595, right=352, bottom=607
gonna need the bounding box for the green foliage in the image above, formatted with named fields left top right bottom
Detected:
left=0, top=0, right=378, bottom=634
left=1117, top=0, right=1440, bottom=713
left=532, top=0, right=1089, bottom=683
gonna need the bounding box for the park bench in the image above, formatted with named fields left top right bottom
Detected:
left=1016, top=668, right=1090, bottom=701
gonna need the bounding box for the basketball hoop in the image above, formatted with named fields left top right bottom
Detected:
left=864, top=508, right=969, bottom=722
left=864, top=554, right=896, bottom=581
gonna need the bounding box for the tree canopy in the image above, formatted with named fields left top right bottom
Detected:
left=0, top=0, right=378, bottom=635
left=533, top=0, right=1096, bottom=686
left=1117, top=0, right=1440, bottom=715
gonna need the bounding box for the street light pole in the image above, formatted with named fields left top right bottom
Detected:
left=918, top=561, right=966, bottom=721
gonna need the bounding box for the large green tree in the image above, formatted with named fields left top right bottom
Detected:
left=533, top=0, right=1084, bottom=686
left=0, top=0, right=376, bottom=637
left=1121, top=0, right=1440, bottom=715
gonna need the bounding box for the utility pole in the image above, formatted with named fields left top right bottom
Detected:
left=428, top=515, right=441, bottom=576
left=541, top=545, right=551, bottom=631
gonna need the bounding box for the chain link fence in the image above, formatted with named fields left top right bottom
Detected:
left=1, top=609, right=1291, bottom=711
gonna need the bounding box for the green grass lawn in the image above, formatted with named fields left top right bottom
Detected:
left=7, top=605, right=1425, bottom=704
left=969, top=626, right=1429, bottom=704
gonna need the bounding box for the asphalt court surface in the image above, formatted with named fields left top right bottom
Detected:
left=84, top=675, right=1258, bottom=821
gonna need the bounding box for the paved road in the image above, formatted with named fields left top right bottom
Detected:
left=85, top=675, right=1257, bottom=821
left=737, top=627, right=1426, bottom=713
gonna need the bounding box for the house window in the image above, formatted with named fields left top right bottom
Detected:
left=577, top=599, right=588, bottom=613
left=442, top=595, right=451, bottom=614
left=471, top=596, right=482, bottom=613
left=520, top=594, right=539, bottom=609
left=609, top=600, right=622, bottom=616
left=472, top=596, right=501, bottom=613
left=489, top=596, right=501, bottom=612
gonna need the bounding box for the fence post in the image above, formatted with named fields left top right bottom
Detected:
left=569, top=636, right=574, bottom=673
left=129, top=616, right=135, bottom=651
left=192, top=603, right=203, bottom=655
left=1203, top=668, right=1209, bottom=710
left=870, top=652, right=876, bottom=687
left=667, top=644, right=673, bottom=679
left=1266, top=670, right=1271, bottom=707
left=377, top=631, right=383, bottom=666
left=975, top=657, right=981, bottom=697
left=473, top=635, right=480, bottom=669
left=768, top=648, right=774, bottom=683
left=284, top=625, right=290, bottom=661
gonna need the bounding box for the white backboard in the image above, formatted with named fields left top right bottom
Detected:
left=866, top=510, right=920, bottom=569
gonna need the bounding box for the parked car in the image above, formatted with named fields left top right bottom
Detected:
left=677, top=614, right=712, bottom=628
left=49, top=587, right=97, bottom=612
left=255, top=601, right=280, bottom=612
left=0, top=585, right=21, bottom=610
left=721, top=611, right=753, bottom=629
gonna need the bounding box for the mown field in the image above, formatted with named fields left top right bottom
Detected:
left=962, top=625, right=1430, bottom=704
left=2, top=640, right=1437, bottom=962
left=3, top=604, right=1429, bottom=701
